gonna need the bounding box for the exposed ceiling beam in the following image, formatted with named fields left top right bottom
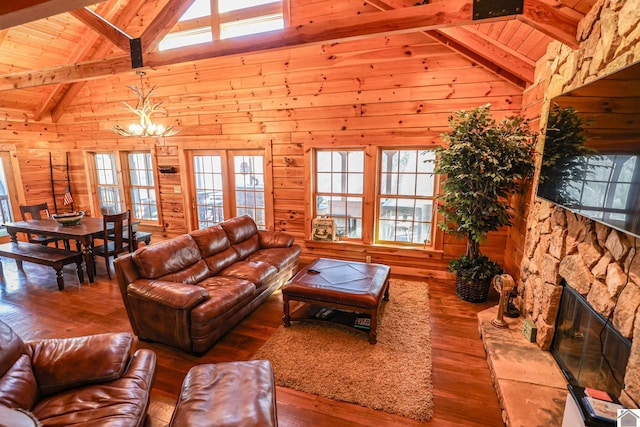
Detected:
left=0, top=0, right=107, bottom=30
left=140, top=0, right=196, bottom=54
left=424, top=30, right=528, bottom=87
left=69, top=7, right=132, bottom=52
left=519, top=0, right=582, bottom=49
left=437, top=27, right=535, bottom=83
left=364, top=0, right=532, bottom=86
left=48, top=0, right=148, bottom=122
left=0, top=1, right=518, bottom=91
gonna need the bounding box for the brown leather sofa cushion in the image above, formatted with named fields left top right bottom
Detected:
left=0, top=322, right=24, bottom=377
left=158, top=259, right=210, bottom=285
left=133, top=235, right=201, bottom=279
left=220, top=215, right=258, bottom=244
left=26, top=333, right=132, bottom=397
left=202, top=247, right=239, bottom=275
left=0, top=355, right=38, bottom=410
left=248, top=246, right=302, bottom=271
left=219, top=260, right=278, bottom=287
left=190, top=225, right=231, bottom=257
left=191, top=277, right=255, bottom=322
left=169, top=360, right=277, bottom=427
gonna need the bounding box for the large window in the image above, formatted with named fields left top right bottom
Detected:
left=159, top=0, right=287, bottom=51
left=315, top=150, right=364, bottom=239
left=378, top=149, right=436, bottom=245
left=89, top=151, right=160, bottom=223
left=312, top=147, right=437, bottom=247
left=191, top=150, right=267, bottom=229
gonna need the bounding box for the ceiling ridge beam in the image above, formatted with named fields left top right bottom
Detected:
left=0, top=1, right=518, bottom=91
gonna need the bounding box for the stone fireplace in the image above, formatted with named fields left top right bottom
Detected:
left=520, top=199, right=640, bottom=407
left=517, top=0, right=640, bottom=410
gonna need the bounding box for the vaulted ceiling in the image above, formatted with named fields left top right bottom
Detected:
left=0, top=0, right=597, bottom=123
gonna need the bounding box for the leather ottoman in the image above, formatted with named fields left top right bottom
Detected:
left=169, top=360, right=278, bottom=427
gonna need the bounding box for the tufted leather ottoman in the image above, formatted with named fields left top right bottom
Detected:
left=282, top=258, right=391, bottom=344
left=169, top=360, right=278, bottom=427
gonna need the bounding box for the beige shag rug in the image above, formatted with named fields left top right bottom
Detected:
left=252, top=279, right=433, bottom=421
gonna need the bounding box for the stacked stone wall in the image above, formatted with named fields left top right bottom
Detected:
left=520, top=0, right=640, bottom=408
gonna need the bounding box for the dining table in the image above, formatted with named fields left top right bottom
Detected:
left=3, top=217, right=130, bottom=283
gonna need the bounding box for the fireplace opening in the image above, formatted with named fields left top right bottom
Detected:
left=551, top=280, right=631, bottom=396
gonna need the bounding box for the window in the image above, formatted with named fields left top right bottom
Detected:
left=314, top=150, right=364, bottom=239
left=159, top=0, right=287, bottom=51
left=128, top=153, right=158, bottom=221
left=94, top=153, right=121, bottom=215
left=191, top=150, right=268, bottom=229
left=311, top=147, right=437, bottom=247
left=378, top=149, right=436, bottom=245
left=88, top=151, right=160, bottom=223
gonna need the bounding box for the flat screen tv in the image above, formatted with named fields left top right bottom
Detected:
left=536, top=61, right=640, bottom=238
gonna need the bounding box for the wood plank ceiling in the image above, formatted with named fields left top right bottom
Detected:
left=0, top=0, right=597, bottom=123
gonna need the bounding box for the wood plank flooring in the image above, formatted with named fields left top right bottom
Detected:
left=0, top=259, right=505, bottom=426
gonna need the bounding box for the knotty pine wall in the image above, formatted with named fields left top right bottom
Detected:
left=2, top=1, right=529, bottom=277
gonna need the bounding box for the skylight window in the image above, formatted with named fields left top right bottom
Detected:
left=159, top=0, right=286, bottom=51
left=180, top=0, right=211, bottom=21
left=159, top=27, right=213, bottom=51
left=218, top=0, right=281, bottom=13
left=220, top=14, right=284, bottom=40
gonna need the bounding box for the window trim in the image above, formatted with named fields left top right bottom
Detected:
left=305, top=142, right=443, bottom=251
left=83, top=149, right=162, bottom=225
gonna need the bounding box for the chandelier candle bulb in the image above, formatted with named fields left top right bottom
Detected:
left=111, top=71, right=179, bottom=138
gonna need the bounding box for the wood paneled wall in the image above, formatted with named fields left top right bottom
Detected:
left=4, top=21, right=527, bottom=276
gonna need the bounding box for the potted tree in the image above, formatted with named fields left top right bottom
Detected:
left=435, top=104, right=536, bottom=302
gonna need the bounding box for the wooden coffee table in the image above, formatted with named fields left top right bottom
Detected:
left=282, top=258, right=390, bottom=344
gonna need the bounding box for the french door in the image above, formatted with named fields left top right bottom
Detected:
left=0, top=151, right=21, bottom=240
left=188, top=150, right=270, bottom=230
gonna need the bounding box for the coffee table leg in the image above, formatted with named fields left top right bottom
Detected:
left=369, top=310, right=378, bottom=344
left=283, top=295, right=291, bottom=327
left=383, top=280, right=390, bottom=301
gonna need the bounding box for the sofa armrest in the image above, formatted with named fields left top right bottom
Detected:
left=26, top=332, right=133, bottom=397
left=258, top=230, right=294, bottom=248
left=127, top=280, right=209, bottom=310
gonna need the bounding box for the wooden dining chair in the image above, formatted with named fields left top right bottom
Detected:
left=19, top=203, right=67, bottom=249
left=93, top=210, right=132, bottom=279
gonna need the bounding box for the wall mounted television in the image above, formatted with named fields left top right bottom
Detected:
left=536, top=61, right=640, bottom=238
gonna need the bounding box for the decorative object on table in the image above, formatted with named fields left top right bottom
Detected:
left=111, top=70, right=179, bottom=138
left=505, top=288, right=521, bottom=318
left=311, top=216, right=337, bottom=241
left=435, top=104, right=536, bottom=302
left=52, top=210, right=85, bottom=226
left=491, top=274, right=515, bottom=328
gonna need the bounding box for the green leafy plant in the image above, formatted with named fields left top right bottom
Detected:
left=435, top=104, right=536, bottom=291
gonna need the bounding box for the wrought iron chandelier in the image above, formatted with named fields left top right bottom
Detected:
left=111, top=71, right=179, bottom=138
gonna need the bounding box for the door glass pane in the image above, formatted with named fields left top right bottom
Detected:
left=234, top=155, right=266, bottom=229
left=194, top=155, right=225, bottom=228
left=0, top=158, right=13, bottom=236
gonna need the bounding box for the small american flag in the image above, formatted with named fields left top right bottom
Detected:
left=63, top=186, right=73, bottom=205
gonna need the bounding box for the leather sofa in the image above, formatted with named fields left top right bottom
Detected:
left=0, top=320, right=156, bottom=427
left=114, top=215, right=301, bottom=355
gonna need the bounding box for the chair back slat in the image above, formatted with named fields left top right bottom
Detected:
left=102, top=211, right=132, bottom=256
left=19, top=202, right=50, bottom=221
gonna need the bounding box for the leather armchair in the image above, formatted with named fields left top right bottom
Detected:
left=0, top=320, right=156, bottom=427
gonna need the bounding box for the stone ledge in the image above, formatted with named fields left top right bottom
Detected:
left=478, top=306, right=568, bottom=427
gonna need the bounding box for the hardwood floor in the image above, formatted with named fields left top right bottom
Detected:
left=0, top=259, right=504, bottom=426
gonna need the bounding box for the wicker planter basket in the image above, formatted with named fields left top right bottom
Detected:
left=455, top=271, right=491, bottom=303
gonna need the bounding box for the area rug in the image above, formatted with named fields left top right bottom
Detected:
left=252, top=279, right=433, bottom=421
